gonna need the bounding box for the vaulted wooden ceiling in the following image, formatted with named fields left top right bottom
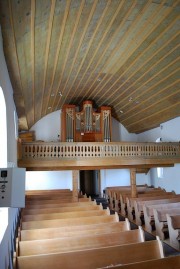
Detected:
left=0, top=0, right=179, bottom=134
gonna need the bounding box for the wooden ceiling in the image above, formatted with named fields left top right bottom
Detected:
left=0, top=0, right=179, bottom=134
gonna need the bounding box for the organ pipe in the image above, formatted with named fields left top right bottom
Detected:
left=61, top=101, right=111, bottom=142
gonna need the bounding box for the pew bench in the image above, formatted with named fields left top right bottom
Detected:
left=166, top=214, right=180, bottom=250
left=153, top=208, right=180, bottom=239
left=20, top=219, right=130, bottom=241
left=22, top=207, right=109, bottom=222
left=21, top=212, right=119, bottom=230
left=16, top=237, right=164, bottom=269
left=98, top=255, right=180, bottom=269
left=22, top=203, right=103, bottom=216
left=18, top=227, right=144, bottom=256
left=126, top=193, right=178, bottom=222
left=143, top=202, right=180, bottom=233
left=24, top=200, right=96, bottom=209
left=134, top=197, right=180, bottom=226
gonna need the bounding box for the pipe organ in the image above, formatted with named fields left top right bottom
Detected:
left=61, top=101, right=111, bottom=142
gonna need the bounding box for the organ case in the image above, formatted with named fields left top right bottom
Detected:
left=61, top=101, right=111, bottom=142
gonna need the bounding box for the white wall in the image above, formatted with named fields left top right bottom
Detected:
left=138, top=117, right=180, bottom=193
left=26, top=171, right=73, bottom=190
left=112, top=117, right=137, bottom=142
left=30, top=110, right=61, bottom=141
left=0, top=26, right=19, bottom=269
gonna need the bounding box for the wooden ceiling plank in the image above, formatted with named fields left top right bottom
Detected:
left=98, top=15, right=179, bottom=108
left=127, top=101, right=180, bottom=133
left=51, top=0, right=86, bottom=110
left=122, top=83, right=180, bottom=127
left=7, top=0, right=29, bottom=129
left=84, top=0, right=161, bottom=102
left=111, top=27, right=179, bottom=111
left=31, top=0, right=35, bottom=124
left=55, top=0, right=100, bottom=110
left=68, top=0, right=125, bottom=105
left=76, top=0, right=141, bottom=105
left=9, top=0, right=34, bottom=129
left=43, top=0, right=71, bottom=114
left=40, top=0, right=56, bottom=119
left=0, top=1, right=27, bottom=130
left=119, top=69, right=179, bottom=123
left=90, top=0, right=176, bottom=104
left=56, top=0, right=111, bottom=108
left=115, top=43, right=180, bottom=113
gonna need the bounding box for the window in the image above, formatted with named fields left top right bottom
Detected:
left=0, top=86, right=8, bottom=242
left=156, top=137, right=163, bottom=178
left=0, top=86, right=7, bottom=167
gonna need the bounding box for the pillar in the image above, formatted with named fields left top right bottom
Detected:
left=72, top=170, right=79, bottom=202
left=130, top=168, right=137, bottom=198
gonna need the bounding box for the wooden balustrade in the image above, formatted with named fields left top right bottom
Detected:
left=19, top=141, right=180, bottom=160
left=17, top=141, right=180, bottom=170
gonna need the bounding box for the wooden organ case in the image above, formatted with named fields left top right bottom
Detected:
left=61, top=101, right=111, bottom=142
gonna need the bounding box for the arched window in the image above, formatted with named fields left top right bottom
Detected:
left=0, top=86, right=7, bottom=167
left=0, top=86, right=8, bottom=242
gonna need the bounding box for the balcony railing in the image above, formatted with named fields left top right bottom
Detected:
left=18, top=141, right=180, bottom=160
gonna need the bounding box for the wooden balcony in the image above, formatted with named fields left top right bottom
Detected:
left=18, top=141, right=180, bottom=171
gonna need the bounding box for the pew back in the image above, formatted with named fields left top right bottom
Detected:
left=17, top=238, right=164, bottom=269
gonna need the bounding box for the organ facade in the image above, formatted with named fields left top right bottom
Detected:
left=61, top=100, right=111, bottom=142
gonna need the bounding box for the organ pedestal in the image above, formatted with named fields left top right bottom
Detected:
left=61, top=101, right=111, bottom=142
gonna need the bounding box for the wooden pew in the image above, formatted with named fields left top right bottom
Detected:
left=134, top=197, right=180, bottom=225
left=166, top=214, right=180, bottom=250
left=18, top=227, right=144, bottom=256
left=98, top=255, right=180, bottom=269
left=126, top=193, right=177, bottom=221
left=25, top=197, right=76, bottom=206
left=20, top=219, right=130, bottom=241
left=22, top=208, right=110, bottom=222
left=108, top=185, right=155, bottom=210
left=21, top=212, right=119, bottom=230
left=153, top=208, right=180, bottom=239
left=115, top=187, right=164, bottom=212
left=24, top=200, right=96, bottom=209
left=16, top=237, right=164, bottom=269
left=143, top=202, right=180, bottom=233
left=25, top=189, right=71, bottom=195
left=22, top=203, right=103, bottom=216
